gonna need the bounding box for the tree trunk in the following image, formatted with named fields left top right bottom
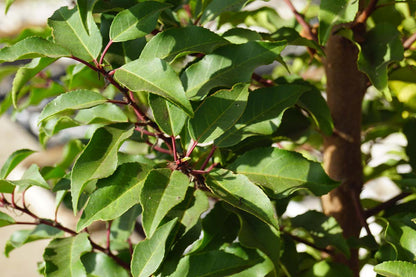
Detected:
left=321, top=31, right=368, bottom=276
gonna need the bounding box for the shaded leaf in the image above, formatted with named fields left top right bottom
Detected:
left=403, top=118, right=416, bottom=170
left=131, top=219, right=177, bottom=277
left=110, top=1, right=170, bottom=42
left=38, top=89, right=107, bottom=124
left=44, top=233, right=92, bottom=277
left=229, top=148, right=338, bottom=198
left=300, top=260, right=353, bottom=277
left=0, top=211, right=15, bottom=227
left=222, top=28, right=262, bottom=44
left=0, top=37, right=70, bottom=62
left=206, top=169, right=278, bottom=229
left=374, top=261, right=416, bottom=277
left=182, top=41, right=287, bottom=100
left=77, top=162, right=149, bottom=231
left=76, top=0, right=98, bottom=34
left=71, top=123, right=134, bottom=213
left=81, top=252, right=129, bottom=277
left=319, top=0, right=358, bottom=44
left=48, top=6, right=102, bottom=61
left=0, top=149, right=35, bottom=179
left=189, top=83, right=249, bottom=144
left=39, top=116, right=80, bottom=146
left=114, top=57, right=193, bottom=116
left=140, top=25, right=229, bottom=62
left=200, top=0, right=248, bottom=23
left=141, top=169, right=189, bottom=237
left=110, top=204, right=142, bottom=251
left=271, top=27, right=323, bottom=55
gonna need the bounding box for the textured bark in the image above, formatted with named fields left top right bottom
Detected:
left=321, top=31, right=368, bottom=276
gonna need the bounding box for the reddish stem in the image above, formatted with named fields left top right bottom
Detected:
left=185, top=140, right=198, bottom=157
left=106, top=221, right=112, bottom=252
left=192, top=163, right=218, bottom=174
left=200, top=145, right=217, bottom=170
left=354, top=0, right=379, bottom=25
left=171, top=136, right=178, bottom=162
left=282, top=0, right=317, bottom=42
left=99, top=40, right=113, bottom=67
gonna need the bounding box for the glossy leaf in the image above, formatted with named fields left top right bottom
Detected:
left=114, top=57, right=193, bottom=116
left=11, top=57, right=56, bottom=108
left=141, top=169, right=189, bottom=237
left=200, top=0, right=248, bottom=23
left=215, top=84, right=307, bottom=147
left=374, top=261, right=416, bottom=277
left=110, top=1, right=170, bottom=42
left=236, top=210, right=280, bottom=276
left=38, top=90, right=107, bottom=124
left=140, top=25, right=229, bottom=62
left=149, top=94, right=187, bottom=136
left=131, top=219, right=177, bottom=277
left=182, top=41, right=287, bottom=100
left=189, top=83, right=249, bottom=144
left=81, top=252, right=129, bottom=277
left=358, top=23, right=404, bottom=98
left=71, top=123, right=134, bottom=213
left=319, top=0, right=358, bottom=44
left=0, top=211, right=15, bottom=227
left=206, top=169, right=278, bottom=229
left=48, top=6, right=102, bottom=61
left=77, top=162, right=148, bottom=231
left=0, top=149, right=35, bottom=179
left=44, top=233, right=92, bottom=277
left=229, top=148, right=338, bottom=198
left=0, top=37, right=70, bottom=62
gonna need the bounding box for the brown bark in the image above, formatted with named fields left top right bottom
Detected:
left=321, top=31, right=368, bottom=276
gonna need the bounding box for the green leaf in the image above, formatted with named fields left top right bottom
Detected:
left=0, top=37, right=70, bottom=62
left=271, top=27, right=324, bottom=55
left=110, top=204, right=142, bottom=251
left=404, top=118, right=416, bottom=170
left=222, top=28, right=262, bottom=44
left=131, top=219, right=177, bottom=277
left=229, top=148, right=338, bottom=198
left=374, top=261, right=416, bottom=277
left=5, top=224, right=64, bottom=257
left=44, top=233, right=92, bottom=277
left=110, top=1, right=170, bottom=42
left=385, top=214, right=416, bottom=261
left=81, top=252, right=129, bottom=277
left=74, top=103, right=128, bottom=124
left=114, top=57, right=193, bottom=116
left=0, top=211, right=15, bottom=227
left=77, top=162, right=148, bottom=231
left=0, top=149, right=35, bottom=179
left=215, top=84, right=307, bottom=147
left=48, top=6, right=102, bottom=61
left=291, top=211, right=350, bottom=256
left=200, top=0, right=248, bottom=23
left=182, top=41, right=287, bottom=100
left=39, top=116, right=80, bottom=146
left=149, top=94, right=187, bottom=136
left=140, top=25, right=229, bottom=62
left=71, top=123, right=134, bottom=213
left=14, top=164, right=50, bottom=190
left=141, top=169, right=189, bottom=237
left=236, top=210, right=280, bottom=276
left=0, top=180, right=15, bottom=193
left=206, top=169, right=278, bottom=229
left=76, top=0, right=98, bottom=34
left=358, top=23, right=404, bottom=98
left=189, top=83, right=249, bottom=144
left=300, top=260, right=353, bottom=277
left=167, top=243, right=263, bottom=277
left=11, top=57, right=56, bottom=108
left=318, top=0, right=358, bottom=44
left=4, top=0, right=16, bottom=14
left=38, top=89, right=107, bottom=124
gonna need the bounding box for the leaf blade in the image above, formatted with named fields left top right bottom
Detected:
left=0, top=149, right=35, bottom=179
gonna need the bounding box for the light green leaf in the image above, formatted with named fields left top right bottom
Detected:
left=0, top=149, right=35, bottom=179
left=141, top=169, right=189, bottom=237
left=318, top=0, right=358, bottom=44
left=375, top=261, right=416, bottom=277
left=110, top=1, right=170, bottom=42
left=229, top=148, right=338, bottom=198
left=14, top=164, right=50, bottom=190
left=74, top=103, right=128, bottom=124
left=39, top=116, right=80, bottom=146
left=200, top=0, right=248, bottom=23
left=114, top=57, right=193, bottom=116
left=236, top=210, right=280, bottom=276
left=81, top=252, right=129, bottom=277
left=182, top=41, right=287, bottom=100
left=48, top=6, right=102, bottom=61
left=77, top=163, right=149, bottom=231
left=189, top=83, right=249, bottom=144
left=149, top=94, right=187, bottom=136
left=131, top=219, right=177, bottom=277
left=4, top=0, right=16, bottom=14
left=71, top=123, right=134, bottom=213
left=140, top=25, right=229, bottom=62
left=76, top=0, right=98, bottom=34
left=206, top=169, right=278, bottom=229
left=11, top=57, right=56, bottom=108
left=0, top=37, right=70, bottom=62
left=0, top=211, right=15, bottom=227
left=215, top=84, right=307, bottom=147
left=222, top=28, right=262, bottom=44
left=110, top=205, right=142, bottom=251
left=38, top=89, right=107, bottom=124
left=44, top=233, right=92, bottom=277
left=358, top=23, right=404, bottom=99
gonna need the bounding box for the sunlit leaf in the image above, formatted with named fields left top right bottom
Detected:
left=81, top=252, right=129, bottom=277
left=0, top=149, right=35, bottom=179
left=0, top=211, right=15, bottom=227
left=375, top=261, right=416, bottom=277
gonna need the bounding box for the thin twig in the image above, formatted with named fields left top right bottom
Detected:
left=106, top=221, right=112, bottom=252
left=99, top=40, right=113, bottom=67
left=283, top=230, right=334, bottom=255
left=364, top=192, right=412, bottom=218
left=403, top=33, right=416, bottom=49
left=354, top=0, right=379, bottom=25
left=200, top=145, right=217, bottom=170
left=252, top=73, right=275, bottom=87
left=282, top=0, right=317, bottom=42
left=185, top=140, right=198, bottom=157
